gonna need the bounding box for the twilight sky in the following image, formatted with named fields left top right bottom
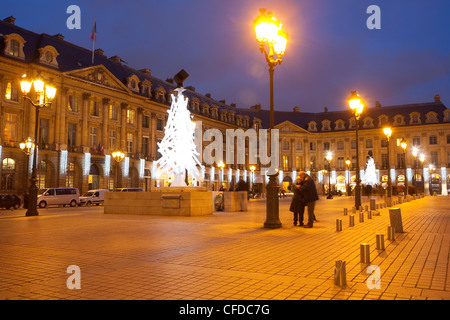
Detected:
left=2, top=0, right=450, bottom=112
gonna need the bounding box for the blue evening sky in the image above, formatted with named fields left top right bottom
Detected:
left=2, top=0, right=449, bottom=112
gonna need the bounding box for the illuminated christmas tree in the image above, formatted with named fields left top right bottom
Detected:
left=156, top=87, right=203, bottom=186
left=363, top=157, right=378, bottom=186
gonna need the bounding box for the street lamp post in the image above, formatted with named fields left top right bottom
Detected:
left=254, top=8, right=288, bottom=229
left=412, top=147, right=418, bottom=196
left=420, top=153, right=425, bottom=194
left=112, top=150, right=125, bottom=188
left=218, top=160, right=225, bottom=190
left=326, top=152, right=333, bottom=199
left=348, top=91, right=364, bottom=210
left=383, top=126, right=392, bottom=200
left=20, top=74, right=56, bottom=216
left=345, top=158, right=351, bottom=195
left=250, top=165, right=256, bottom=192
left=400, top=138, right=408, bottom=197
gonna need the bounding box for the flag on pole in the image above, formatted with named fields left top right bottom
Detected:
left=91, top=19, right=96, bottom=64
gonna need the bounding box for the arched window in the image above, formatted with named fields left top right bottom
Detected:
left=1, top=158, right=16, bottom=190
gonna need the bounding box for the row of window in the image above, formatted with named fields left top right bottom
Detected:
left=281, top=135, right=450, bottom=152
left=281, top=151, right=447, bottom=172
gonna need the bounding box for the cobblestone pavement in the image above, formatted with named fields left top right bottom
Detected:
left=0, top=195, right=449, bottom=300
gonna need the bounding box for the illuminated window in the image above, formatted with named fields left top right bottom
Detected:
left=127, top=133, right=134, bottom=153
left=9, top=39, right=19, bottom=56
left=67, top=95, right=79, bottom=112
left=5, top=81, right=19, bottom=101
left=3, top=113, right=17, bottom=145
left=109, top=130, right=117, bottom=150
left=109, top=104, right=118, bottom=120
left=127, top=109, right=135, bottom=124
left=282, top=155, right=289, bottom=171
left=89, top=100, right=99, bottom=116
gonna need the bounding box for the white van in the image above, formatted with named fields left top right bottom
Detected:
left=37, top=187, right=80, bottom=208
left=79, top=189, right=108, bottom=206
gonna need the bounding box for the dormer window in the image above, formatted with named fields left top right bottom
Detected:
left=409, top=112, right=421, bottom=125
left=393, top=115, right=405, bottom=126
left=426, top=112, right=438, bottom=123
left=308, top=121, right=317, bottom=131
left=38, top=45, right=59, bottom=67
left=321, top=120, right=331, bottom=131
left=378, top=115, right=389, bottom=127
left=3, top=33, right=26, bottom=59
left=126, top=74, right=140, bottom=92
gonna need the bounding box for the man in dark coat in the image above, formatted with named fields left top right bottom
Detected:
left=289, top=176, right=305, bottom=226
left=298, top=171, right=319, bottom=228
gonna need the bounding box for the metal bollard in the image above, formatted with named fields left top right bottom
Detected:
left=344, top=208, right=348, bottom=216
left=352, top=207, right=356, bottom=214
left=349, top=215, right=355, bottom=227
left=334, top=260, right=347, bottom=287
left=336, top=219, right=343, bottom=232
left=376, top=233, right=385, bottom=250
left=367, top=210, right=372, bottom=219
left=359, top=211, right=365, bottom=223
left=387, top=226, right=395, bottom=241
left=360, top=243, right=370, bottom=264
left=365, top=205, right=369, bottom=212
left=389, top=207, right=404, bottom=233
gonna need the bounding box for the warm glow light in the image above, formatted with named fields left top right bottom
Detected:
left=20, top=137, right=35, bottom=155
left=412, top=147, right=418, bottom=158
left=218, top=160, right=225, bottom=169
left=112, top=150, right=125, bottom=163
left=400, top=138, right=407, bottom=151
left=345, top=158, right=351, bottom=166
left=348, top=91, right=363, bottom=117
left=383, top=127, right=392, bottom=139
left=45, top=85, right=57, bottom=100
left=273, top=28, right=288, bottom=55
left=419, top=153, right=425, bottom=163
left=326, top=151, right=332, bottom=162
left=20, top=74, right=32, bottom=94
left=254, top=9, right=280, bottom=44
left=33, top=79, right=45, bottom=93
left=250, top=165, right=256, bottom=172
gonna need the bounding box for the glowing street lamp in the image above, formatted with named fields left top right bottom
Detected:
left=348, top=91, right=364, bottom=209
left=383, top=126, right=392, bottom=199
left=20, top=74, right=56, bottom=216
left=19, top=137, right=35, bottom=156
left=111, top=150, right=125, bottom=188
left=218, top=160, right=225, bottom=190
left=400, top=138, right=408, bottom=196
left=325, top=152, right=333, bottom=199
left=412, top=147, right=418, bottom=196
left=254, top=8, right=288, bottom=229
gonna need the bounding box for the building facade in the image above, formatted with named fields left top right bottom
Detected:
left=1, top=16, right=449, bottom=197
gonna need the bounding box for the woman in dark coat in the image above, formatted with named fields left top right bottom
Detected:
left=289, top=176, right=305, bottom=226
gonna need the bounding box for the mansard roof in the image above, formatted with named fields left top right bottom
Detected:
left=241, top=101, right=448, bottom=131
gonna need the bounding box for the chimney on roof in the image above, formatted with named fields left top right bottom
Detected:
left=293, top=106, right=299, bottom=112
left=219, top=99, right=226, bottom=104
left=375, top=101, right=381, bottom=108
left=230, top=103, right=236, bottom=108
left=94, top=48, right=104, bottom=56
left=3, top=16, right=16, bottom=24
left=109, top=56, right=121, bottom=63
left=166, top=78, right=174, bottom=84
left=434, top=94, right=441, bottom=103
left=139, top=68, right=151, bottom=75
left=205, top=93, right=211, bottom=98
left=251, top=103, right=261, bottom=110
left=324, top=107, right=328, bottom=112
left=53, top=33, right=64, bottom=40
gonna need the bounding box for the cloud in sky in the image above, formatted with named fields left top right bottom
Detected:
left=2, top=0, right=449, bottom=112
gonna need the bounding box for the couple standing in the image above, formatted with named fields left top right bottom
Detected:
left=289, top=171, right=319, bottom=228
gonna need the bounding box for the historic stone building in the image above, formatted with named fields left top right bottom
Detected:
left=0, top=17, right=262, bottom=195
left=1, top=16, right=449, bottom=197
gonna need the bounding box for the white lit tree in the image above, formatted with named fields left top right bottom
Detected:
left=155, top=87, right=203, bottom=186
left=363, top=157, right=378, bottom=186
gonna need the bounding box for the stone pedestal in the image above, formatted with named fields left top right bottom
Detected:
left=104, top=187, right=212, bottom=216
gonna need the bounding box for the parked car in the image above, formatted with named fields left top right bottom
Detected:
left=79, top=189, right=108, bottom=206
left=0, top=194, right=21, bottom=210
left=112, top=188, right=143, bottom=192
left=37, top=188, right=80, bottom=208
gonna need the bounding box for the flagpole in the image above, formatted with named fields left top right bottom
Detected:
left=91, top=18, right=96, bottom=65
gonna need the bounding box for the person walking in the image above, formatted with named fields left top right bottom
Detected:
left=289, top=176, right=305, bottom=226
left=298, top=171, right=319, bottom=228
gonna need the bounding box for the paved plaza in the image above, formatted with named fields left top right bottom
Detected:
left=0, top=194, right=449, bottom=300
